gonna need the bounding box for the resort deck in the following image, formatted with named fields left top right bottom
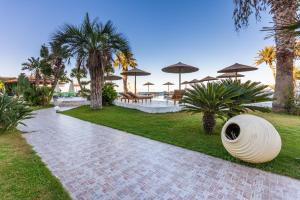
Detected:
left=114, top=98, right=182, bottom=113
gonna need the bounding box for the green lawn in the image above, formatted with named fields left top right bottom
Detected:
left=63, top=105, right=300, bottom=179
left=0, top=130, right=71, bottom=200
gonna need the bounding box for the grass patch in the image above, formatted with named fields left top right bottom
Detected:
left=63, top=105, right=300, bottom=179
left=0, top=130, right=71, bottom=200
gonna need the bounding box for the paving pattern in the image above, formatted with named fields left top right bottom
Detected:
left=18, top=108, right=300, bottom=200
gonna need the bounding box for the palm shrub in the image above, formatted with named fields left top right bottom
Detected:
left=181, top=81, right=272, bottom=134
left=16, top=73, right=31, bottom=96
left=23, top=86, right=51, bottom=106
left=0, top=93, right=33, bottom=132
left=102, top=83, right=117, bottom=105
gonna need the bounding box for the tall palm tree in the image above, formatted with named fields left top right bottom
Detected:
left=41, top=43, right=70, bottom=98
left=113, top=51, right=137, bottom=93
left=233, top=0, right=298, bottom=112
left=255, top=46, right=276, bottom=79
left=21, top=57, right=42, bottom=85
left=52, top=13, right=130, bottom=109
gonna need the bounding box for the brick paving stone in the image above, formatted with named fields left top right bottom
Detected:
left=18, top=108, right=300, bottom=200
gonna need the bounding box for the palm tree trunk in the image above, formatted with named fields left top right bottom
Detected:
left=122, top=75, right=128, bottom=93
left=272, top=1, right=297, bottom=112
left=202, top=112, right=215, bottom=134
left=89, top=67, right=102, bottom=109
left=35, top=71, right=40, bottom=86
left=77, top=76, right=83, bottom=92
left=87, top=51, right=103, bottom=109
left=270, top=65, right=276, bottom=80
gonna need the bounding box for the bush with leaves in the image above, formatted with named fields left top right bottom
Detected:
left=0, top=93, right=33, bottom=132
left=16, top=73, right=31, bottom=96
left=181, top=80, right=272, bottom=134
left=23, top=86, right=51, bottom=106
left=102, top=83, right=117, bottom=106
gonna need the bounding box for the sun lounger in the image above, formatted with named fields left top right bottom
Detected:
left=119, top=92, right=134, bottom=103
left=171, top=90, right=185, bottom=105
left=127, top=92, right=153, bottom=103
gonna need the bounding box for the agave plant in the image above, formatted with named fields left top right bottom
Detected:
left=181, top=80, right=272, bottom=134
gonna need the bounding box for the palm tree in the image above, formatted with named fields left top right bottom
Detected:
left=41, top=43, right=70, bottom=98
left=181, top=81, right=271, bottom=134
left=21, top=57, right=42, bottom=85
left=113, top=51, right=137, bottom=93
left=255, top=45, right=300, bottom=82
left=255, top=46, right=276, bottom=79
left=52, top=13, right=130, bottom=109
left=70, top=64, right=87, bottom=93
left=233, top=0, right=298, bottom=112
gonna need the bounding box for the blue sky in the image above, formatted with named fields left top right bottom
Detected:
left=0, top=0, right=274, bottom=91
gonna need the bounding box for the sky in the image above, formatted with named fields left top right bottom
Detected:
left=0, top=0, right=274, bottom=92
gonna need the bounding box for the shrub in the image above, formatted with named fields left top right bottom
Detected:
left=0, top=93, right=33, bottom=132
left=16, top=73, right=31, bottom=96
left=102, top=83, right=117, bottom=105
left=23, top=86, right=51, bottom=106
left=181, top=80, right=272, bottom=134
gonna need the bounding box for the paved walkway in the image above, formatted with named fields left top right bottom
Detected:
left=18, top=108, right=300, bottom=200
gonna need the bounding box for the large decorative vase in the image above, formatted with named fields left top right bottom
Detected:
left=221, top=114, right=281, bottom=163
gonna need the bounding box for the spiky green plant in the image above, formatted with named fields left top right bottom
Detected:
left=181, top=81, right=272, bottom=134
left=0, top=93, right=33, bottom=132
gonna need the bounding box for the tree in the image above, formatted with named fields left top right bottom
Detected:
left=21, top=57, right=43, bottom=85
left=181, top=80, right=271, bottom=134
left=70, top=64, right=87, bottom=93
left=233, top=0, right=298, bottom=112
left=16, top=73, right=31, bottom=96
left=52, top=13, right=130, bottom=109
left=41, top=43, right=70, bottom=99
left=255, top=45, right=300, bottom=82
left=113, top=51, right=137, bottom=93
left=255, top=46, right=276, bottom=79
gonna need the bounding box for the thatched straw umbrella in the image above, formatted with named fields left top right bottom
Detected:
left=181, top=81, right=189, bottom=89
left=143, top=82, right=154, bottom=94
left=162, top=62, right=198, bottom=90
left=68, top=81, right=75, bottom=93
left=199, top=76, right=218, bottom=82
left=163, top=82, right=174, bottom=95
left=189, top=79, right=201, bottom=84
left=121, top=68, right=151, bottom=95
left=217, top=72, right=245, bottom=79
left=218, top=63, right=257, bottom=80
left=104, top=74, right=122, bottom=82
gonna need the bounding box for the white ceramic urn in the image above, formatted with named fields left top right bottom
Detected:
left=221, top=114, right=281, bottom=163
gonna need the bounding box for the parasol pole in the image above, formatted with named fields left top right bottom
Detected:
left=134, top=73, right=137, bottom=95
left=179, top=69, right=181, bottom=90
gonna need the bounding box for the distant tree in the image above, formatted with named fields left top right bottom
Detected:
left=21, top=57, right=43, bottom=85
left=255, top=46, right=276, bottom=79
left=113, top=51, right=137, bottom=93
left=255, top=45, right=300, bottom=82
